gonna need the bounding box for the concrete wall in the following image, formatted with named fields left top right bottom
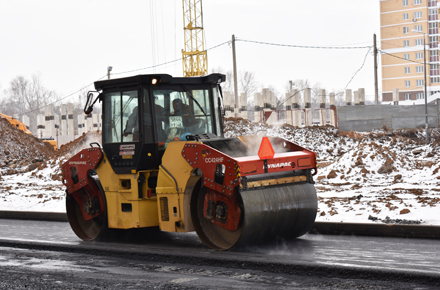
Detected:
left=338, top=104, right=440, bottom=132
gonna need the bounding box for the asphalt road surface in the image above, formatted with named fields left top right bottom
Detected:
left=0, top=219, right=439, bottom=289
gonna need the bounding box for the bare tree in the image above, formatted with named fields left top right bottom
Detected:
left=211, top=67, right=261, bottom=110
left=291, top=79, right=323, bottom=108
left=239, top=71, right=258, bottom=98
left=8, top=74, right=56, bottom=112
left=210, top=66, right=233, bottom=93
left=5, top=74, right=56, bottom=133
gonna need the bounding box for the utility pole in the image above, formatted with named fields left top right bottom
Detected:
left=374, top=34, right=379, bottom=104
left=423, top=33, right=429, bottom=144
left=232, top=35, right=239, bottom=117
left=107, top=66, right=112, bottom=80
left=412, top=29, right=430, bottom=144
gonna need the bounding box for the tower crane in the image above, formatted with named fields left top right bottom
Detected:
left=182, top=0, right=208, bottom=77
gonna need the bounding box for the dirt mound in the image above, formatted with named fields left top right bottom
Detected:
left=0, top=113, right=101, bottom=179
left=0, top=118, right=54, bottom=175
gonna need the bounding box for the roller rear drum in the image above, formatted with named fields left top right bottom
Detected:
left=191, top=182, right=317, bottom=250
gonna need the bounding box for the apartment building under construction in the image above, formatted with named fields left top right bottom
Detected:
left=380, top=0, right=440, bottom=102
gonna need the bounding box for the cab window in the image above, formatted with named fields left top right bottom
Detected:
left=152, top=87, right=213, bottom=146
left=103, top=90, right=139, bottom=143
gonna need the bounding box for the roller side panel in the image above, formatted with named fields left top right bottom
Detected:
left=95, top=155, right=160, bottom=229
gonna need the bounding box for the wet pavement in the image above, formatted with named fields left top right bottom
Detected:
left=0, top=219, right=439, bottom=289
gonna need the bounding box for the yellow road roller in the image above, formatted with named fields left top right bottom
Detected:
left=61, top=73, right=318, bottom=250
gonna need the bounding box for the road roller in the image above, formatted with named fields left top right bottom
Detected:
left=61, top=73, right=318, bottom=250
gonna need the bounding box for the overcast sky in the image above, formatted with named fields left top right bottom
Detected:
left=0, top=0, right=380, bottom=105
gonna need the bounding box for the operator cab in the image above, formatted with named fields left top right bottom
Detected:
left=92, top=73, right=225, bottom=174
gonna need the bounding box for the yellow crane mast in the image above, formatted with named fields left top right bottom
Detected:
left=182, top=0, right=208, bottom=77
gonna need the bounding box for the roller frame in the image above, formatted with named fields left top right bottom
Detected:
left=184, top=137, right=318, bottom=250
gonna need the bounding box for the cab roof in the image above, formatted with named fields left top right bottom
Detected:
left=94, top=73, right=225, bottom=91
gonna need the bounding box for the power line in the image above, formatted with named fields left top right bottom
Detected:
left=112, top=40, right=230, bottom=76
left=20, top=37, right=374, bottom=116
left=112, top=58, right=182, bottom=76
left=237, top=39, right=372, bottom=49
left=379, top=49, right=424, bottom=64
left=379, top=40, right=404, bottom=49
left=22, top=41, right=231, bottom=115
left=23, top=74, right=108, bottom=115
left=344, top=47, right=372, bottom=91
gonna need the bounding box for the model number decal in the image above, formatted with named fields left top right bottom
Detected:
left=204, top=157, right=224, bottom=163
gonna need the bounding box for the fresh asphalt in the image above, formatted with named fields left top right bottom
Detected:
left=0, top=217, right=439, bottom=288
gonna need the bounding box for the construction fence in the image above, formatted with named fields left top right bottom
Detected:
left=223, top=87, right=440, bottom=132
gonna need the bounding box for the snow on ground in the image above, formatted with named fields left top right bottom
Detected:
left=0, top=117, right=101, bottom=213
left=1, top=117, right=439, bottom=225
left=0, top=164, right=65, bottom=213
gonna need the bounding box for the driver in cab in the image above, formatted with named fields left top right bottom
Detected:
left=123, top=106, right=139, bottom=141
left=172, top=99, right=198, bottom=127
